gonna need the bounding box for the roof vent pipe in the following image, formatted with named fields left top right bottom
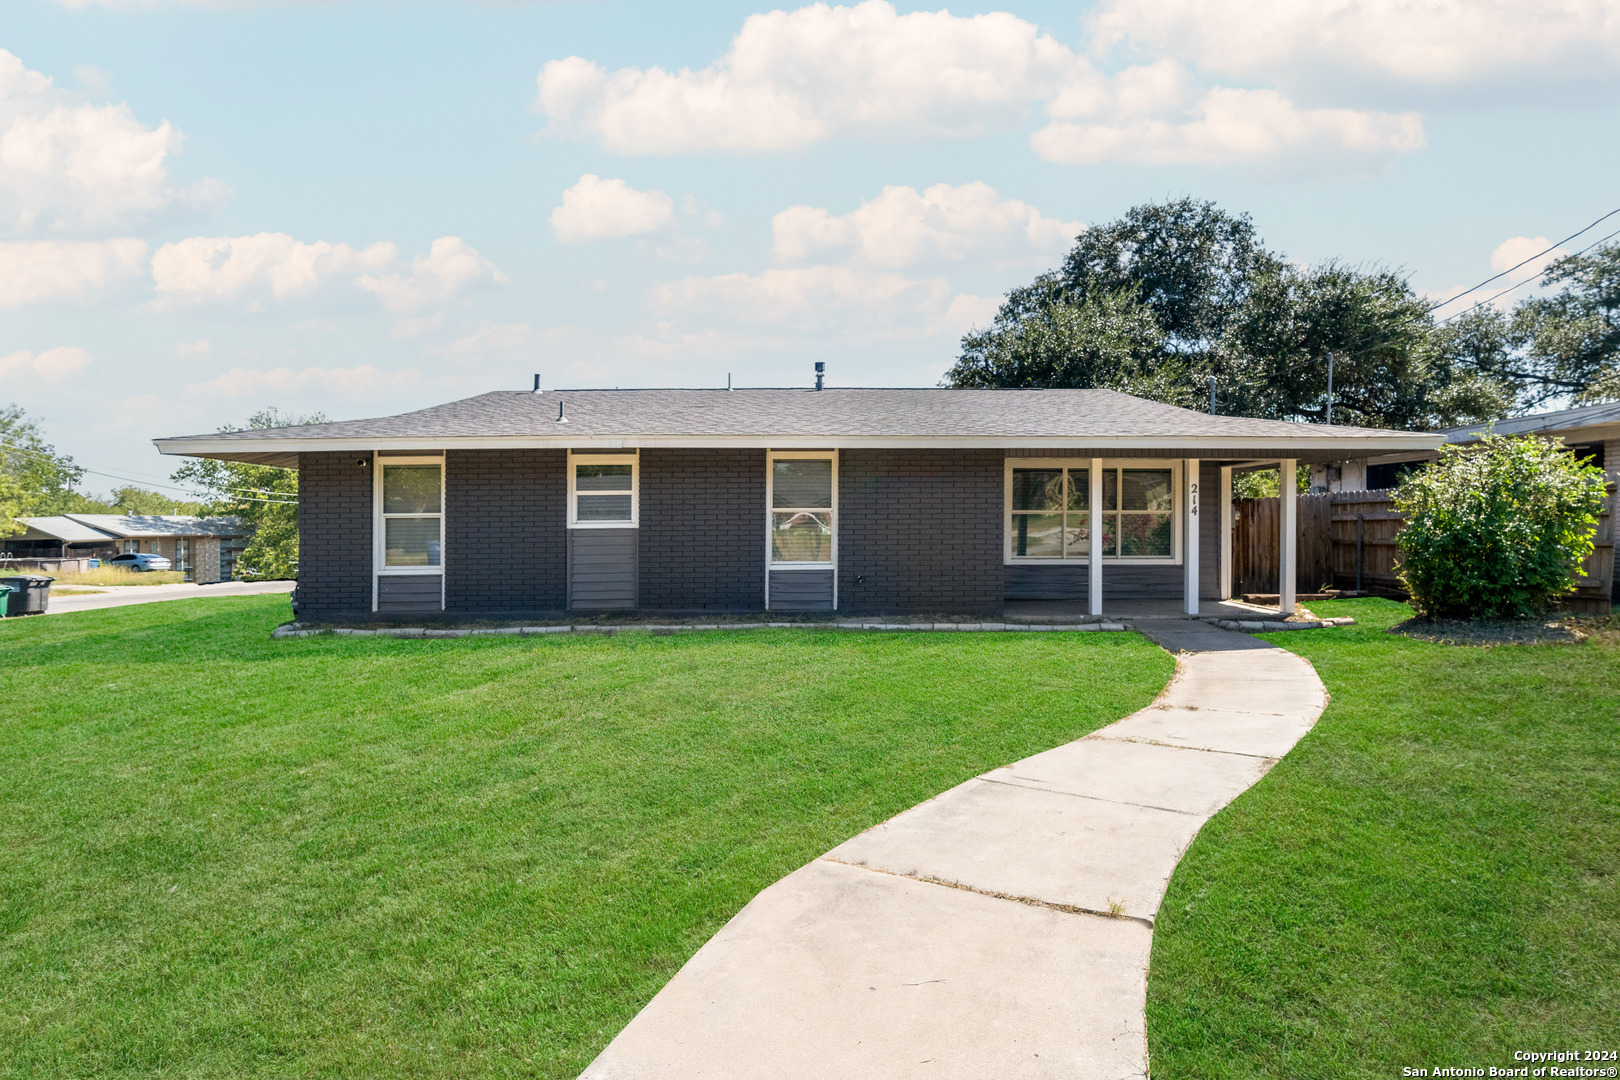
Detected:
left=555, top=400, right=567, bottom=423
left=532, top=374, right=542, bottom=393
left=814, top=361, right=824, bottom=391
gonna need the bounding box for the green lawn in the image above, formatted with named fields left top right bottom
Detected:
left=1148, top=598, right=1620, bottom=1079
left=0, top=596, right=1172, bottom=1079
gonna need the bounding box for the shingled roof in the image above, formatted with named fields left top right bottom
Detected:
left=155, top=387, right=1442, bottom=467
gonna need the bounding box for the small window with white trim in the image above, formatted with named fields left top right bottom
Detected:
left=569, top=453, right=638, bottom=527
left=377, top=457, right=444, bottom=571
left=768, top=452, right=835, bottom=565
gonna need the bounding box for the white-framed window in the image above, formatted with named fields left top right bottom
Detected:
left=767, top=451, right=836, bottom=566
left=1004, top=459, right=1180, bottom=564
left=568, top=452, right=639, bottom=528
left=375, top=455, right=445, bottom=573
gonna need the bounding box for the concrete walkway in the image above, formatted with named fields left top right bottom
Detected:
left=581, top=621, right=1327, bottom=1080
left=39, top=579, right=295, bottom=615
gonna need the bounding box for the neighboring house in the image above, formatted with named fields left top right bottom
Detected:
left=3, top=514, right=246, bottom=582
left=154, top=387, right=1439, bottom=620
left=1311, top=399, right=1620, bottom=492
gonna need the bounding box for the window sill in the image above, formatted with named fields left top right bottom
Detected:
left=568, top=521, right=638, bottom=529
left=377, top=566, right=444, bottom=575
left=1004, top=558, right=1181, bottom=566
left=770, top=562, right=835, bottom=569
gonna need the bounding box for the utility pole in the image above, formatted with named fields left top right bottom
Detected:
left=1208, top=375, right=1217, bottom=415
left=1325, top=352, right=1335, bottom=426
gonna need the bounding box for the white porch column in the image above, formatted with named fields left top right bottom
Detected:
left=1279, top=458, right=1297, bottom=616
left=1184, top=459, right=1200, bottom=614
left=1088, top=457, right=1103, bottom=616
left=1219, top=465, right=1234, bottom=600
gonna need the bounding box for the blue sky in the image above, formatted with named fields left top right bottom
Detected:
left=3, top=0, right=1618, bottom=496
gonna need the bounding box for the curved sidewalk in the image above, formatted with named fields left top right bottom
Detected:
left=582, top=621, right=1327, bottom=1080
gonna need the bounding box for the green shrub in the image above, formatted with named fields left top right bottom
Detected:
left=1395, top=433, right=1609, bottom=619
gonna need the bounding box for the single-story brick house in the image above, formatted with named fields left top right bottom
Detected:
left=154, top=388, right=1439, bottom=621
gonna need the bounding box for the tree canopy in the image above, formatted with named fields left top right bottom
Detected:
left=947, top=198, right=1618, bottom=428
left=0, top=405, right=87, bottom=534
left=171, top=407, right=321, bottom=580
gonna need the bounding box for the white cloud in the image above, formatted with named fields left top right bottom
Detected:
left=150, top=232, right=396, bottom=304
left=534, top=1, right=1424, bottom=171
left=1490, top=235, right=1569, bottom=279
left=358, top=236, right=508, bottom=313
left=772, top=182, right=1081, bottom=268
left=0, top=49, right=223, bottom=234
left=536, top=1, right=1086, bottom=153
left=148, top=233, right=504, bottom=317
left=1087, top=0, right=1620, bottom=96
left=174, top=338, right=211, bottom=359
left=0, top=345, right=93, bottom=381
left=184, top=363, right=430, bottom=399
left=0, top=237, right=147, bottom=307
left=1429, top=235, right=1574, bottom=314
left=443, top=321, right=534, bottom=362
left=549, top=174, right=675, bottom=243
left=653, top=265, right=980, bottom=335
left=1032, top=84, right=1424, bottom=170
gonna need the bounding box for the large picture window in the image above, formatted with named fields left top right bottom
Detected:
left=769, top=453, right=835, bottom=564
left=1006, top=460, right=1178, bottom=562
left=377, top=458, right=443, bottom=570
left=568, top=453, right=638, bottom=527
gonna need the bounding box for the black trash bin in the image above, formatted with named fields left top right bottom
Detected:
left=0, top=575, right=53, bottom=616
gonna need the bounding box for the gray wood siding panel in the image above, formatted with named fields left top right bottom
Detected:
left=769, top=569, right=835, bottom=611
left=1005, top=564, right=1088, bottom=601
left=1003, top=563, right=1182, bottom=601
left=1105, top=564, right=1183, bottom=599
left=569, top=529, right=637, bottom=608
left=378, top=575, right=443, bottom=613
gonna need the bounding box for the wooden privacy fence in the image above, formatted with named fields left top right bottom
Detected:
left=1232, top=481, right=1616, bottom=611
left=1329, top=491, right=1405, bottom=595
left=1231, top=492, right=1333, bottom=597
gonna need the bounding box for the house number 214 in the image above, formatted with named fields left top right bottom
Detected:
left=1189, top=481, right=1199, bottom=517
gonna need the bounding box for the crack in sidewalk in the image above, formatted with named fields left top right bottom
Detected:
left=820, top=856, right=1157, bottom=930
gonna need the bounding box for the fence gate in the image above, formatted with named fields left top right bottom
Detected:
left=1231, top=493, right=1332, bottom=597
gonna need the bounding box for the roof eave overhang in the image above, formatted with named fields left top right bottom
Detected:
left=155, top=432, right=1446, bottom=464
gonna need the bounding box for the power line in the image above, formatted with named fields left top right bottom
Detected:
left=1426, top=205, right=1620, bottom=316
left=1434, top=224, right=1620, bottom=328
left=0, top=441, right=298, bottom=505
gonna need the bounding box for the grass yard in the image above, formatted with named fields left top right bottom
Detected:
left=46, top=567, right=189, bottom=586
left=0, top=595, right=1172, bottom=1079
left=1148, top=598, right=1620, bottom=1079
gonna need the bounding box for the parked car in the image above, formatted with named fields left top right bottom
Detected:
left=109, top=552, right=172, bottom=572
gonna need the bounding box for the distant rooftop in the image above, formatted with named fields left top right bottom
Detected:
left=1441, top=399, right=1620, bottom=441
left=15, top=514, right=243, bottom=543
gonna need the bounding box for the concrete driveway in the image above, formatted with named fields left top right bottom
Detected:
left=38, top=579, right=295, bottom=615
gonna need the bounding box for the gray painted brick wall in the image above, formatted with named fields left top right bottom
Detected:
left=297, top=452, right=373, bottom=619
left=446, top=449, right=567, bottom=613
left=639, top=448, right=766, bottom=611
left=838, top=449, right=1003, bottom=616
